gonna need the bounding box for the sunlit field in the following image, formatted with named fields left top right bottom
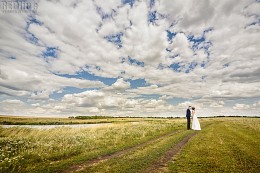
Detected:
left=0, top=115, right=151, bottom=125
left=0, top=116, right=259, bottom=173
left=0, top=116, right=184, bottom=173
left=168, top=118, right=260, bottom=173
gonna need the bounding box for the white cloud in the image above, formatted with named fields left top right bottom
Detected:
left=0, top=59, right=105, bottom=99
left=253, top=101, right=260, bottom=107
left=0, top=0, right=259, bottom=117
left=1, top=99, right=24, bottom=105
left=105, top=78, right=130, bottom=91
left=94, top=0, right=121, bottom=14
left=210, top=101, right=225, bottom=108
left=176, top=101, right=193, bottom=109
left=170, top=33, right=193, bottom=61
left=233, top=103, right=250, bottom=110
left=31, top=103, right=40, bottom=107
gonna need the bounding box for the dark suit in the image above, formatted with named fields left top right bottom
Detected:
left=186, top=108, right=191, bottom=129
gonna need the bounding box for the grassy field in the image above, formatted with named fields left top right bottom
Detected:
left=168, top=118, right=260, bottom=173
left=0, top=115, right=153, bottom=125
left=0, top=117, right=184, bottom=173
left=0, top=116, right=259, bottom=173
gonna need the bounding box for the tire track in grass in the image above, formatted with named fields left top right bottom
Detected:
left=141, top=122, right=213, bottom=173
left=141, top=132, right=197, bottom=173
left=59, top=130, right=183, bottom=173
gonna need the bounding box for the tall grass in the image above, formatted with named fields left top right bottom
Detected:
left=0, top=119, right=185, bottom=173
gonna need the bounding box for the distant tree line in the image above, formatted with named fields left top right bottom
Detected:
left=69, top=115, right=259, bottom=119
left=71, top=116, right=113, bottom=119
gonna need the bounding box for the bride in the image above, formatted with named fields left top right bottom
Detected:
left=191, top=107, right=201, bottom=130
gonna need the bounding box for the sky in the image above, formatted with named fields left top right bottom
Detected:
left=0, top=0, right=260, bottom=117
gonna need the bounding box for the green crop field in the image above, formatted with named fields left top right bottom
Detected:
left=0, top=116, right=259, bottom=173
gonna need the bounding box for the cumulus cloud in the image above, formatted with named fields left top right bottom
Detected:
left=104, top=78, right=130, bottom=92
left=253, top=101, right=260, bottom=108
left=0, top=0, right=259, bottom=117
left=210, top=101, right=225, bottom=108
left=233, top=103, right=251, bottom=110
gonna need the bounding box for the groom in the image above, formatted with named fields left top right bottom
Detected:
left=186, top=106, right=191, bottom=130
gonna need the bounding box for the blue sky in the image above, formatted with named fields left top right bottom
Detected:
left=0, top=0, right=260, bottom=117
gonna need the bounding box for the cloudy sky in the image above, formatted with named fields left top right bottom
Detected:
left=0, top=0, right=260, bottom=117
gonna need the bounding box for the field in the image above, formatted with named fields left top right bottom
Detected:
left=0, top=116, right=259, bottom=173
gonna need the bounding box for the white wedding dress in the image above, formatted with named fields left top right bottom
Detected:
left=192, top=113, right=201, bottom=130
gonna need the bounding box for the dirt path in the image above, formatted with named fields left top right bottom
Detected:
left=142, top=132, right=196, bottom=173
left=141, top=132, right=197, bottom=173
left=59, top=130, right=182, bottom=173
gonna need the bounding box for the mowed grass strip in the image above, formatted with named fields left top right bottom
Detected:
left=77, top=130, right=194, bottom=173
left=0, top=119, right=185, bottom=173
left=168, top=118, right=260, bottom=173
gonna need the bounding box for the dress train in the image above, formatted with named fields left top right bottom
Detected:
left=192, top=114, right=201, bottom=130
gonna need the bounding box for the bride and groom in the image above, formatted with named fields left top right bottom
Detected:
left=186, top=106, right=201, bottom=130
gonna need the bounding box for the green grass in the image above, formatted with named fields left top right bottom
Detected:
left=0, top=119, right=185, bottom=173
left=0, top=115, right=153, bottom=125
left=168, top=118, right=260, bottom=173
left=1, top=117, right=259, bottom=173
left=80, top=130, right=194, bottom=173
left=77, top=120, right=212, bottom=173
